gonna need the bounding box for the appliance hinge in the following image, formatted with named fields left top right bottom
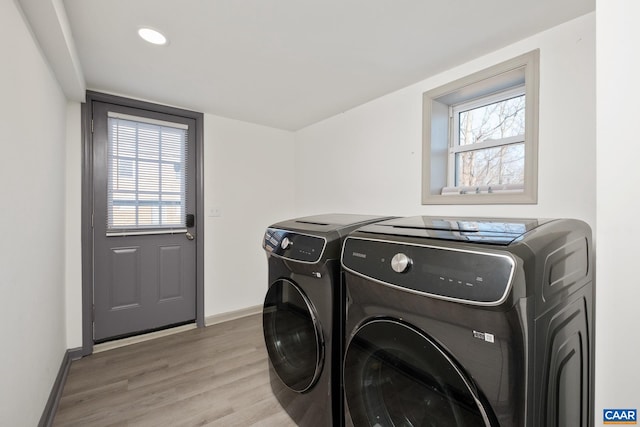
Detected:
left=91, top=119, right=94, bottom=133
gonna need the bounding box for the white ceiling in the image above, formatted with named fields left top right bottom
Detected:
left=45, top=0, right=594, bottom=130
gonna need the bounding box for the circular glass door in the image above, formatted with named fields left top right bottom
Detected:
left=263, top=279, right=324, bottom=392
left=344, top=319, right=492, bottom=426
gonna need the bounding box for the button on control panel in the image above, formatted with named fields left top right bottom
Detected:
left=281, top=237, right=292, bottom=250
left=391, top=253, right=411, bottom=273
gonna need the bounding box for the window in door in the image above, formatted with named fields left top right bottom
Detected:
left=107, top=112, right=188, bottom=234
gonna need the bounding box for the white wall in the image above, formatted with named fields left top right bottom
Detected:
left=0, top=1, right=69, bottom=424
left=204, top=115, right=295, bottom=316
left=8, top=2, right=616, bottom=422
left=595, top=0, right=640, bottom=416
left=295, top=13, right=596, bottom=229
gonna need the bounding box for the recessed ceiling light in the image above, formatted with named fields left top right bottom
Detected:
left=138, top=27, right=168, bottom=45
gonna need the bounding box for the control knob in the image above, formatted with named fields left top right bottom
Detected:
left=281, top=237, right=292, bottom=250
left=391, top=253, right=411, bottom=273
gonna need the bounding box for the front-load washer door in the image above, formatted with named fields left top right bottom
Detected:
left=344, top=319, right=495, bottom=426
left=263, top=279, right=325, bottom=393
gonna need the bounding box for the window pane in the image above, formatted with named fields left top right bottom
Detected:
left=138, top=161, right=159, bottom=192
left=161, top=163, right=182, bottom=193
left=107, top=115, right=187, bottom=230
left=459, top=95, right=525, bottom=146
left=455, top=143, right=524, bottom=187
left=161, top=205, right=183, bottom=226
left=111, top=206, right=136, bottom=227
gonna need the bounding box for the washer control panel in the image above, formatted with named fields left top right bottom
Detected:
left=264, top=228, right=326, bottom=263
left=342, top=237, right=515, bottom=305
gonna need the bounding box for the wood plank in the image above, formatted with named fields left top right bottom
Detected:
left=53, top=313, right=296, bottom=426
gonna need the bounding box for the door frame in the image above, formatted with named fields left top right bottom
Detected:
left=81, top=91, right=205, bottom=356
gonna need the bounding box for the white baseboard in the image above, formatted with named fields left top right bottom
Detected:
left=205, top=304, right=262, bottom=326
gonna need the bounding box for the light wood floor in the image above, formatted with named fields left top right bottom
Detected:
left=53, top=314, right=297, bottom=426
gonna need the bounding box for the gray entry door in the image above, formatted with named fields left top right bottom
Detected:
left=92, top=101, right=197, bottom=342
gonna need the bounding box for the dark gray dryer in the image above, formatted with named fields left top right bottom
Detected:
left=262, top=214, right=391, bottom=426
left=341, top=216, right=594, bottom=427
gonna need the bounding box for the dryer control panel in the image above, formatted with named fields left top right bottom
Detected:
left=264, top=228, right=326, bottom=264
left=342, top=237, right=515, bottom=305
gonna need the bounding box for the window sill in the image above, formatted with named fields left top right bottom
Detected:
left=423, top=190, right=537, bottom=205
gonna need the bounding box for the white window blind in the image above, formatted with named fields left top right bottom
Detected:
left=107, top=112, right=188, bottom=234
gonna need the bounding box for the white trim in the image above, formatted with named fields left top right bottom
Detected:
left=205, top=305, right=263, bottom=326
left=442, top=183, right=524, bottom=195
left=452, top=85, right=525, bottom=116
left=450, top=135, right=525, bottom=154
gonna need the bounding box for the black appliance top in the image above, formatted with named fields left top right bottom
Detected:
left=355, top=216, right=554, bottom=246
left=272, top=213, right=393, bottom=233
left=265, top=214, right=391, bottom=263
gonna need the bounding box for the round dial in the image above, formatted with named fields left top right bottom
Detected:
left=281, top=237, right=292, bottom=250
left=391, top=253, right=411, bottom=273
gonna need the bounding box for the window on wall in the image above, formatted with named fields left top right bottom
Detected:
left=422, top=50, right=539, bottom=204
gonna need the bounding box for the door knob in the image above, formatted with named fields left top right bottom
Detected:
left=186, top=231, right=195, bottom=240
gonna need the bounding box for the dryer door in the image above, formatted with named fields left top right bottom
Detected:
left=263, top=279, right=324, bottom=393
left=344, top=319, right=495, bottom=426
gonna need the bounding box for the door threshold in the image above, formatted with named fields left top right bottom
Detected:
left=93, top=322, right=197, bottom=353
